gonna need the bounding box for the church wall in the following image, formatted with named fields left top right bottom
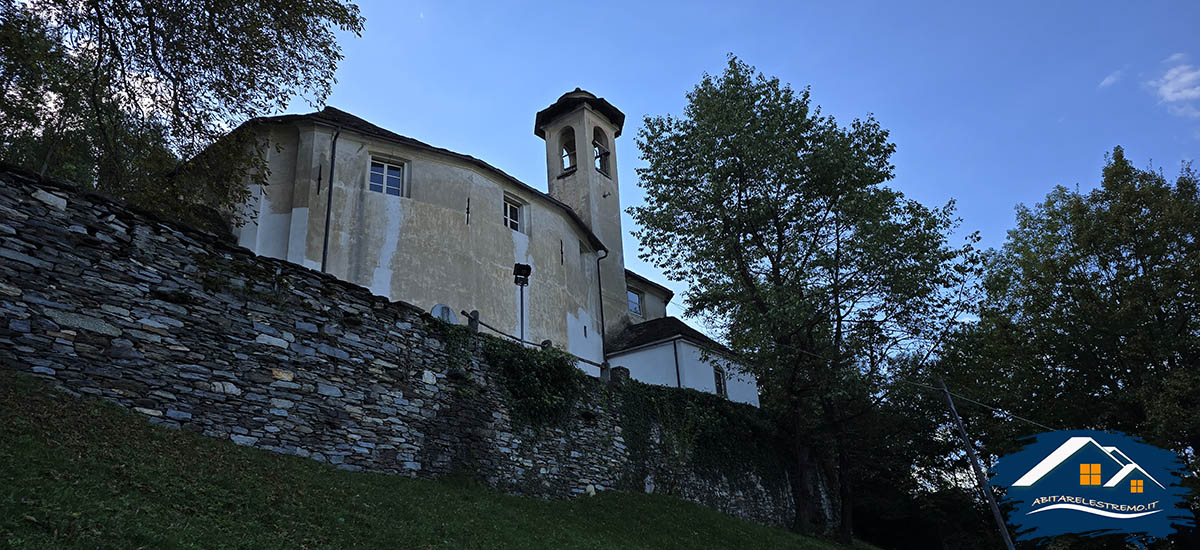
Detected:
left=234, top=125, right=299, bottom=260
left=0, top=170, right=794, bottom=527
left=244, top=124, right=606, bottom=365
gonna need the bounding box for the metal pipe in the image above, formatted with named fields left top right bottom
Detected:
left=672, top=338, right=682, bottom=388
left=595, top=248, right=609, bottom=357
left=319, top=127, right=341, bottom=273
left=519, top=284, right=525, bottom=342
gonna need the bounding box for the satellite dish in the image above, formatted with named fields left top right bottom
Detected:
left=431, top=304, right=457, bottom=324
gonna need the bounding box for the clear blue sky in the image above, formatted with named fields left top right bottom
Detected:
left=311, top=1, right=1200, bottom=321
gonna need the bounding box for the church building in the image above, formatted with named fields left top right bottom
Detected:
left=232, top=89, right=758, bottom=406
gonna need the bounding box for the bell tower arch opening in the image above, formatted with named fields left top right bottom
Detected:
left=593, top=126, right=610, bottom=177
left=559, top=127, right=577, bottom=172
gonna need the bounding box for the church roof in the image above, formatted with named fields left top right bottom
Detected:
left=607, top=316, right=732, bottom=357
left=534, top=88, right=625, bottom=138
left=249, top=106, right=607, bottom=252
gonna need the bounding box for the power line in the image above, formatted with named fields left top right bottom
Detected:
left=898, top=379, right=1060, bottom=432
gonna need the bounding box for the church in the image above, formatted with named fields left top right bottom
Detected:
left=231, top=89, right=758, bottom=406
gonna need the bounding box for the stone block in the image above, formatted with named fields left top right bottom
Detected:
left=255, top=334, right=288, bottom=348
left=43, top=310, right=121, bottom=337
left=230, top=434, right=258, bottom=446
left=317, top=383, right=343, bottom=397
left=31, top=189, right=67, bottom=210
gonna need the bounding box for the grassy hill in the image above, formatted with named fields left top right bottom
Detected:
left=0, top=370, right=874, bottom=549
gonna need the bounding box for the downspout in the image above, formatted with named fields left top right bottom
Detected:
left=595, top=248, right=609, bottom=357
left=319, top=127, right=341, bottom=273
left=672, top=338, right=682, bottom=388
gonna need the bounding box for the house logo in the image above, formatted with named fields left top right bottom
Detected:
left=991, top=430, right=1192, bottom=544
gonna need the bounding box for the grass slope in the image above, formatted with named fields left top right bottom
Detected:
left=0, top=370, right=871, bottom=549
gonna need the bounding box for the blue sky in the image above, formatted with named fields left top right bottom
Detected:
left=311, top=1, right=1200, bottom=320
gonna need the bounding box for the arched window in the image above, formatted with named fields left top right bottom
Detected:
left=559, top=127, right=576, bottom=172
left=593, top=127, right=610, bottom=176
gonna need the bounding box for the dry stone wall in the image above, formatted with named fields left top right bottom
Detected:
left=0, top=165, right=794, bottom=526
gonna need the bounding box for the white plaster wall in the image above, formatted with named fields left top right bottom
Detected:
left=566, top=307, right=602, bottom=371
left=610, top=340, right=760, bottom=407
left=607, top=342, right=679, bottom=388
left=254, top=188, right=293, bottom=260
left=235, top=125, right=299, bottom=261
left=676, top=340, right=718, bottom=394
left=724, top=364, right=761, bottom=407
left=677, top=341, right=760, bottom=407
left=681, top=341, right=753, bottom=405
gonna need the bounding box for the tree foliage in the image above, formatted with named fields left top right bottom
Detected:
left=936, top=147, right=1200, bottom=548
left=0, top=0, right=363, bottom=228
left=630, top=56, right=982, bottom=538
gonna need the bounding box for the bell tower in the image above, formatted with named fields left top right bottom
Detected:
left=535, top=89, right=629, bottom=339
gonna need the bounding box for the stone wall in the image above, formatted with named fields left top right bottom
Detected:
left=0, top=165, right=795, bottom=526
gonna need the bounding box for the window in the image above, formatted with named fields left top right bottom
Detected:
left=1080, top=464, right=1101, bottom=486
left=627, top=288, right=643, bottom=316
left=503, top=196, right=522, bottom=232
left=559, top=127, right=576, bottom=172
left=714, top=365, right=728, bottom=399
left=593, top=127, right=610, bottom=176
left=369, top=159, right=404, bottom=196
left=1131, top=479, right=1143, bottom=493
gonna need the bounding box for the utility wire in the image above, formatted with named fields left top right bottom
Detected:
left=898, top=379, right=1061, bottom=432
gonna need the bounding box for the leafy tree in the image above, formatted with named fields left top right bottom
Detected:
left=630, top=56, right=982, bottom=540
left=0, top=0, right=363, bottom=228
left=937, top=147, right=1200, bottom=548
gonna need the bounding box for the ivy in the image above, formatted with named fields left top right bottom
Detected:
left=482, top=336, right=587, bottom=427
left=431, top=319, right=473, bottom=374
left=615, top=379, right=785, bottom=496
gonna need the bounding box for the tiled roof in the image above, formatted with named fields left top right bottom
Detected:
left=534, top=88, right=625, bottom=138
left=607, top=316, right=731, bottom=356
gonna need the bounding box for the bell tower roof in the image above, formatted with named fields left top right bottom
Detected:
left=534, top=88, right=625, bottom=138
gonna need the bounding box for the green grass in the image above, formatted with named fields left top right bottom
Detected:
left=0, top=370, right=874, bottom=549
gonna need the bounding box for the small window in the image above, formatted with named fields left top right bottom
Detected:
left=503, top=197, right=522, bottom=232
left=369, top=159, right=404, bottom=196
left=627, top=288, right=643, bottom=316
left=560, top=127, right=577, bottom=172
left=1131, top=479, right=1143, bottom=493
left=714, top=365, right=728, bottom=399
left=593, top=127, right=610, bottom=176
left=1079, top=464, right=1101, bottom=486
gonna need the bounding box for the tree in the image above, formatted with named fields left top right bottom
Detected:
left=630, top=56, right=982, bottom=539
left=0, top=0, right=363, bottom=228
left=936, top=147, right=1200, bottom=548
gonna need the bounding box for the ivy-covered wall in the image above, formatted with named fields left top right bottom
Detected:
left=0, top=165, right=795, bottom=526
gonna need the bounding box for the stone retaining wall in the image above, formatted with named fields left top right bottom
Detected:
left=0, top=165, right=795, bottom=526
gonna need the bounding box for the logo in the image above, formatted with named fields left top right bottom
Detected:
left=991, top=430, right=1192, bottom=544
